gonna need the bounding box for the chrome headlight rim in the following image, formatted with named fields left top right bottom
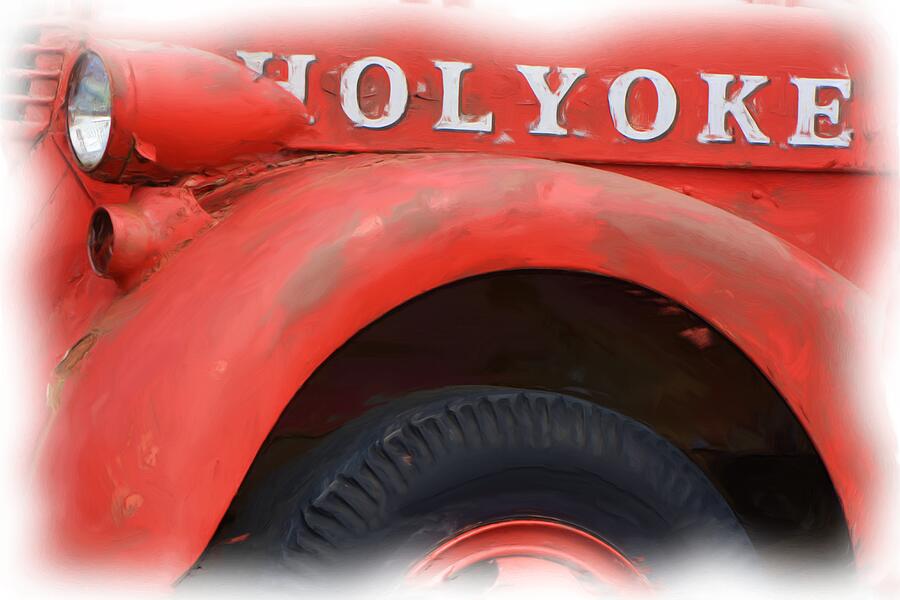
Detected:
left=66, top=51, right=113, bottom=172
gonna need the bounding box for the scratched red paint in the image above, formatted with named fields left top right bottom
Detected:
left=6, top=0, right=896, bottom=586
left=38, top=153, right=891, bottom=578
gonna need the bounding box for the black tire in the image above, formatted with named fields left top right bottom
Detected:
left=189, top=387, right=752, bottom=592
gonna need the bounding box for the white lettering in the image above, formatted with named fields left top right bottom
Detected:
left=235, top=50, right=270, bottom=75
left=236, top=51, right=316, bottom=103
left=698, top=73, right=770, bottom=144
left=341, top=57, right=409, bottom=129
left=788, top=77, right=852, bottom=147
left=608, top=69, right=678, bottom=141
left=516, top=65, right=586, bottom=136
left=237, top=50, right=855, bottom=154
left=433, top=61, right=493, bottom=132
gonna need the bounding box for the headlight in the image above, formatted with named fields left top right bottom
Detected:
left=59, top=42, right=311, bottom=182
left=66, top=52, right=112, bottom=170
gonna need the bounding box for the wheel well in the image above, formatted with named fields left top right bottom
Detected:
left=218, top=270, right=851, bottom=565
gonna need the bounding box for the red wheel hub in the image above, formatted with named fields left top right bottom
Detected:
left=406, top=519, right=649, bottom=595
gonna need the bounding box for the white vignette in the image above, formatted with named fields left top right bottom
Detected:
left=0, top=0, right=897, bottom=598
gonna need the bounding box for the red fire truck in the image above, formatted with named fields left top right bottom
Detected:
left=6, top=0, right=897, bottom=593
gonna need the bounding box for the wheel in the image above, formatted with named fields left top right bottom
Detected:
left=189, top=387, right=752, bottom=594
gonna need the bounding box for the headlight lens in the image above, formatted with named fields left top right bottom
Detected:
left=67, top=52, right=112, bottom=170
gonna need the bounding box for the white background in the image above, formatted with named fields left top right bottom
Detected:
left=0, top=1, right=897, bottom=597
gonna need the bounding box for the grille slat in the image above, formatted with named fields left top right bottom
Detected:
left=2, top=26, right=65, bottom=141
left=2, top=93, right=56, bottom=106
left=19, top=44, right=65, bottom=56
left=8, top=67, right=62, bottom=80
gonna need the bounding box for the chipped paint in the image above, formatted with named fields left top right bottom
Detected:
left=19, top=0, right=898, bottom=587
left=46, top=331, right=98, bottom=412
left=679, top=325, right=715, bottom=349
left=34, top=153, right=892, bottom=582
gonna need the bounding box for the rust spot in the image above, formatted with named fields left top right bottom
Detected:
left=46, top=331, right=99, bottom=412
left=112, top=488, right=144, bottom=523
left=679, top=326, right=715, bottom=349
left=140, top=432, right=159, bottom=469
left=123, top=493, right=144, bottom=518
left=143, top=447, right=159, bottom=468
left=224, top=533, right=251, bottom=545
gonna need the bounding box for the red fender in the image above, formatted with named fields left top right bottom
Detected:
left=38, top=153, right=890, bottom=582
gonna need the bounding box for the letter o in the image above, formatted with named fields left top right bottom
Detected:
left=608, top=69, right=678, bottom=141
left=340, top=57, right=409, bottom=129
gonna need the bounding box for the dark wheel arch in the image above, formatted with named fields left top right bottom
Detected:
left=211, top=270, right=851, bottom=570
